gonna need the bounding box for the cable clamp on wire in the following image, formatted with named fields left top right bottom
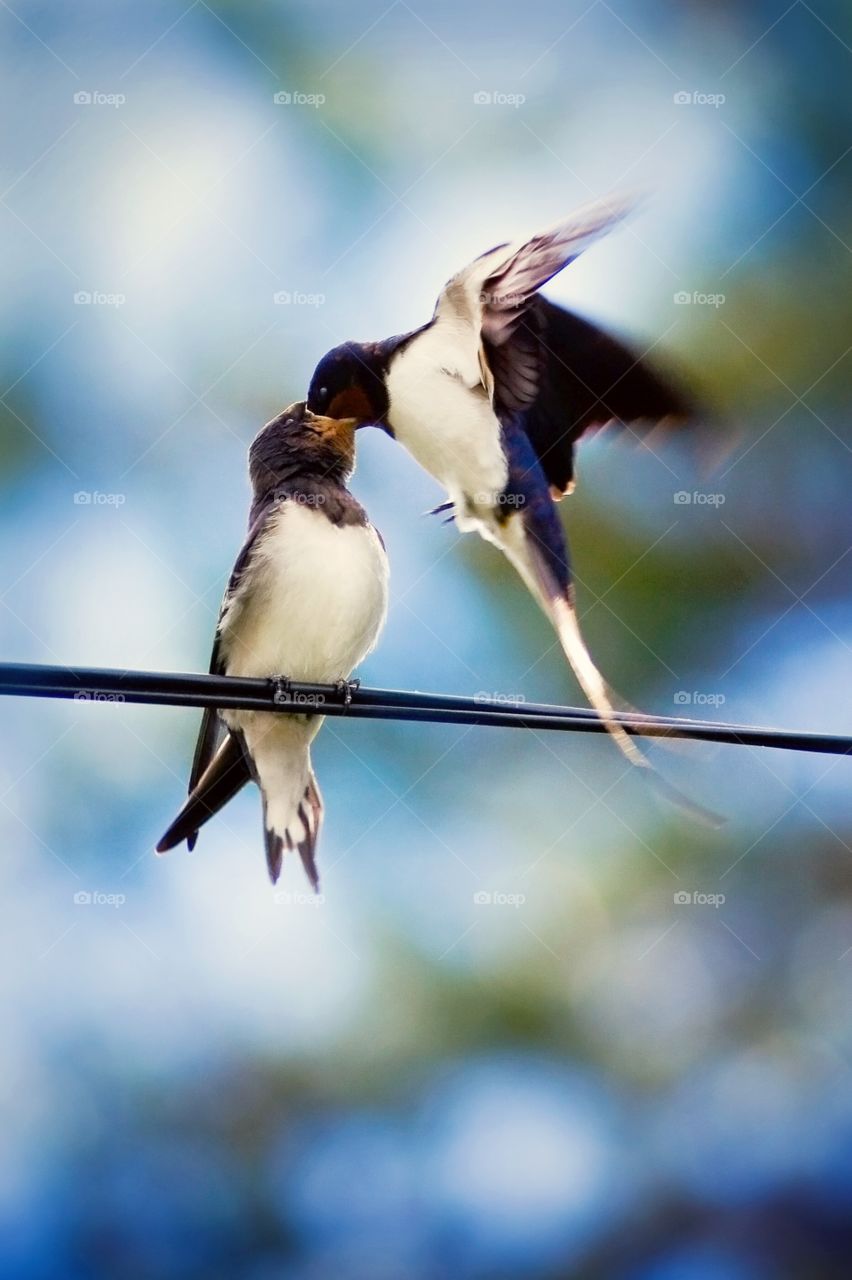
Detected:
left=334, top=678, right=360, bottom=711
left=271, top=676, right=293, bottom=706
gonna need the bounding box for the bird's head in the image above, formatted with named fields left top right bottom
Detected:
left=249, top=401, right=359, bottom=497
left=307, top=341, right=387, bottom=425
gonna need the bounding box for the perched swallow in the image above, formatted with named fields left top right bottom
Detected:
left=306, top=193, right=694, bottom=771
left=156, top=402, right=389, bottom=887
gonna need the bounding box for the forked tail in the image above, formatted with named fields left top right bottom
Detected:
left=548, top=591, right=649, bottom=770
left=499, top=513, right=721, bottom=826
left=263, top=768, right=324, bottom=888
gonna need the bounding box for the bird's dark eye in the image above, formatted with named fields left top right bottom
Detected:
left=318, top=386, right=329, bottom=404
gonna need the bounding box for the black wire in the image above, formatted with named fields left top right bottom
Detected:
left=0, top=661, right=849, bottom=757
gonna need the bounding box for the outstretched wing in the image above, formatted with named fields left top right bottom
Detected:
left=478, top=193, right=637, bottom=335
left=433, top=191, right=638, bottom=389
left=434, top=194, right=691, bottom=496
left=488, top=297, right=695, bottom=497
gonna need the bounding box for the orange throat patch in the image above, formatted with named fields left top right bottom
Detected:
left=328, top=385, right=376, bottom=422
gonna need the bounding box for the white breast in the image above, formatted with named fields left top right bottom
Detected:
left=385, top=325, right=508, bottom=514
left=218, top=502, right=388, bottom=685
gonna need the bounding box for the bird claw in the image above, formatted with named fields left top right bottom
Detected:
left=271, top=676, right=293, bottom=705
left=333, top=678, right=360, bottom=708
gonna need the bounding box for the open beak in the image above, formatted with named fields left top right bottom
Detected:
left=306, top=410, right=360, bottom=445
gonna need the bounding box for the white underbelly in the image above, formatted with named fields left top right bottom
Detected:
left=218, top=502, right=388, bottom=685
left=385, top=338, right=508, bottom=510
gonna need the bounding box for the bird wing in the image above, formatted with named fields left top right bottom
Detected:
left=490, top=297, right=695, bottom=497
left=157, top=731, right=252, bottom=853
left=180, top=508, right=271, bottom=850
left=477, top=192, right=639, bottom=339
left=433, top=191, right=637, bottom=384
left=433, top=193, right=693, bottom=493
left=186, top=642, right=226, bottom=816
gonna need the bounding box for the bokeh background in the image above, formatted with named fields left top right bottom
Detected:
left=1, top=1, right=852, bottom=1276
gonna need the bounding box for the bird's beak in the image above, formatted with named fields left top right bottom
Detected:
left=308, top=412, right=360, bottom=446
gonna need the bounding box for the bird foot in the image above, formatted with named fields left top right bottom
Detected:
left=333, top=678, right=360, bottom=708
left=271, top=676, right=293, bottom=705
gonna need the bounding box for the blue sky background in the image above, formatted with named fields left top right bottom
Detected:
left=1, top=1, right=852, bottom=1276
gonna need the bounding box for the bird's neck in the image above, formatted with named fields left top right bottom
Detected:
left=250, top=468, right=350, bottom=523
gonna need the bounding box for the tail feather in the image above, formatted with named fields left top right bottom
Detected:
left=264, top=824, right=284, bottom=885
left=549, top=593, right=648, bottom=770
left=263, top=770, right=323, bottom=888
left=549, top=597, right=722, bottom=824
left=499, top=513, right=722, bottom=825
left=497, top=517, right=646, bottom=771
left=157, top=732, right=251, bottom=853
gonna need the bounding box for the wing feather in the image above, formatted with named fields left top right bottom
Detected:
left=181, top=503, right=274, bottom=849
left=518, top=298, right=696, bottom=496
left=432, top=194, right=697, bottom=496
left=479, top=191, right=638, bottom=346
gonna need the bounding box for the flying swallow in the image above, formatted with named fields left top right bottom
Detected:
left=156, top=402, right=389, bottom=887
left=306, top=193, right=694, bottom=772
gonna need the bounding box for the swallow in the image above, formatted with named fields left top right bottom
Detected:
left=306, top=193, right=694, bottom=772
left=156, top=402, right=389, bottom=887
